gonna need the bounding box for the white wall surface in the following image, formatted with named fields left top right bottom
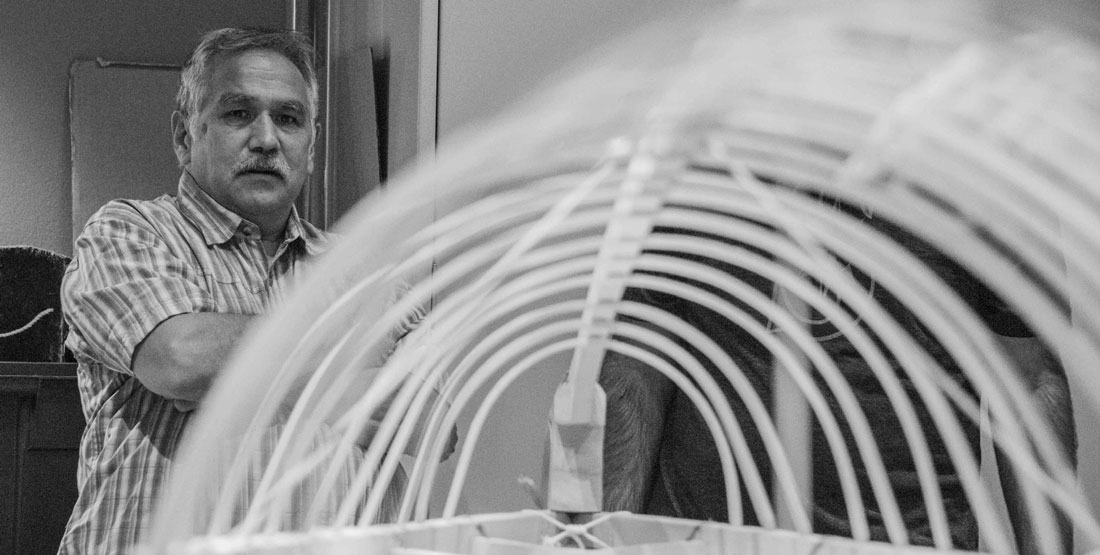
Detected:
left=436, top=1, right=727, bottom=143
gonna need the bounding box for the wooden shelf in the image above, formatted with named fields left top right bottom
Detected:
left=0, top=362, right=77, bottom=396
left=0, top=361, right=82, bottom=555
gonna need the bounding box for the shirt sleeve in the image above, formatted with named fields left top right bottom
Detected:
left=62, top=202, right=218, bottom=375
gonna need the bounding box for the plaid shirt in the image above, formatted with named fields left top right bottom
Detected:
left=58, top=173, right=329, bottom=555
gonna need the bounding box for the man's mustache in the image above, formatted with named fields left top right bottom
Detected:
left=233, top=156, right=289, bottom=179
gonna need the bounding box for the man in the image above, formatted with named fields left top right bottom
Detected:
left=58, top=28, right=326, bottom=554
left=599, top=195, right=1076, bottom=555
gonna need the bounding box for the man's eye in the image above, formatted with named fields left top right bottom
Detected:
left=224, top=110, right=251, bottom=121
left=276, top=114, right=302, bottom=126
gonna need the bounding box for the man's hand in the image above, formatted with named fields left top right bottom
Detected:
left=354, top=410, right=459, bottom=462
left=345, top=381, right=459, bottom=462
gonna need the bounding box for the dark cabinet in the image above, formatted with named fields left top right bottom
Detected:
left=0, top=362, right=83, bottom=555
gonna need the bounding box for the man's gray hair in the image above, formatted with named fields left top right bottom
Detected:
left=176, top=28, right=319, bottom=123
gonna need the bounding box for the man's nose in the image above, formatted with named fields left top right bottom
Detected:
left=248, top=114, right=279, bottom=153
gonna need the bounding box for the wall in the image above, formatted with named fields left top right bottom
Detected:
left=321, top=0, right=434, bottom=224
left=436, top=1, right=721, bottom=143
left=340, top=0, right=437, bottom=182
left=0, top=1, right=290, bottom=257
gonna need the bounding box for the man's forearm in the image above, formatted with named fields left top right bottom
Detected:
left=132, top=312, right=256, bottom=402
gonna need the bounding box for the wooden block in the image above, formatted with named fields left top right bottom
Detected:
left=547, top=386, right=606, bottom=513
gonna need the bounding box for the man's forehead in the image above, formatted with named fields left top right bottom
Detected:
left=216, top=92, right=306, bottom=111
left=210, top=50, right=305, bottom=83
left=202, top=50, right=310, bottom=108
left=211, top=48, right=297, bottom=72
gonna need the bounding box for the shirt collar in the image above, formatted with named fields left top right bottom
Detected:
left=176, top=172, right=306, bottom=248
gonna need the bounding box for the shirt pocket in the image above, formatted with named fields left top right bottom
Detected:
left=198, top=259, right=268, bottom=313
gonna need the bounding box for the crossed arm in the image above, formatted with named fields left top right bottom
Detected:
left=132, top=311, right=456, bottom=459
left=132, top=312, right=254, bottom=404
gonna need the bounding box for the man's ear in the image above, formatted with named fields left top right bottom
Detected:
left=307, top=121, right=321, bottom=175
left=171, top=111, right=192, bottom=167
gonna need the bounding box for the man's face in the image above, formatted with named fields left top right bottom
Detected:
left=172, top=49, right=317, bottom=234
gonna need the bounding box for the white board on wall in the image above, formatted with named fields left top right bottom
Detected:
left=69, top=59, right=181, bottom=241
